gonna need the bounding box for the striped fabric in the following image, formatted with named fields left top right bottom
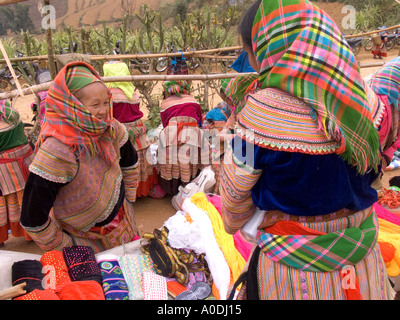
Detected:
left=368, top=56, right=400, bottom=110
left=0, top=143, right=34, bottom=195
left=162, top=80, right=191, bottom=98
left=251, top=0, right=380, bottom=174
left=236, top=88, right=341, bottom=155
left=236, top=208, right=395, bottom=300
left=256, top=209, right=378, bottom=272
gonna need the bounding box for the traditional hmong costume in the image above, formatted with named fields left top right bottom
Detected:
left=103, top=61, right=158, bottom=199
left=0, top=100, right=34, bottom=243
left=220, top=0, right=394, bottom=300
left=21, top=62, right=140, bottom=253
left=157, top=80, right=211, bottom=195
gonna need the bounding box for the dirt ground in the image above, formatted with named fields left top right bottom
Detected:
left=1, top=48, right=400, bottom=255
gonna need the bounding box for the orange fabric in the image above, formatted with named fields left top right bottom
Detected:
left=14, top=289, right=60, bottom=300
left=263, top=220, right=326, bottom=236
left=57, top=280, right=105, bottom=300
left=166, top=280, right=187, bottom=297
left=40, top=250, right=71, bottom=292
left=378, top=241, right=396, bottom=263
left=340, top=267, right=363, bottom=300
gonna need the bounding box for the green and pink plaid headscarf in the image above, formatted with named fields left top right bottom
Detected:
left=251, top=0, right=380, bottom=173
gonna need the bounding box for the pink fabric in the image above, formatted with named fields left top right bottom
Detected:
left=113, top=102, right=143, bottom=123
left=378, top=94, right=400, bottom=162
left=374, top=202, right=400, bottom=226
left=206, top=194, right=254, bottom=261
left=142, top=271, right=168, bottom=300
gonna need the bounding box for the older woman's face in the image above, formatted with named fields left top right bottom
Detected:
left=75, top=82, right=110, bottom=122
left=243, top=42, right=259, bottom=73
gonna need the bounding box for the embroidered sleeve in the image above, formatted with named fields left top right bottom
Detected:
left=29, top=138, right=78, bottom=183
left=220, top=139, right=262, bottom=234
left=120, top=140, right=139, bottom=202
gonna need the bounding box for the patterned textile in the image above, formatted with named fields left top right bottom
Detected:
left=98, top=254, right=130, bottom=300
left=110, top=88, right=142, bottom=122
left=162, top=80, right=191, bottom=98
left=237, top=88, right=341, bottom=155
left=0, top=143, right=34, bottom=195
left=236, top=208, right=395, bottom=300
left=25, top=119, right=138, bottom=253
left=118, top=253, right=156, bottom=300
left=103, top=61, right=136, bottom=100
left=142, top=271, right=168, bottom=300
left=256, top=209, right=378, bottom=272
left=62, top=246, right=103, bottom=284
left=0, top=101, right=28, bottom=153
left=65, top=65, right=101, bottom=94
left=160, top=95, right=203, bottom=128
left=123, top=119, right=157, bottom=198
left=40, top=250, right=72, bottom=292
left=158, top=116, right=212, bottom=195
left=14, top=289, right=60, bottom=300
left=39, top=61, right=116, bottom=165
left=368, top=56, right=400, bottom=111
left=224, top=74, right=259, bottom=114
left=251, top=0, right=380, bottom=174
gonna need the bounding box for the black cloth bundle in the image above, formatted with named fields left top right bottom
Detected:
left=62, top=246, right=103, bottom=284
left=12, top=259, right=44, bottom=294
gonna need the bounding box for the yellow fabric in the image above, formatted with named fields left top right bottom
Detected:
left=103, top=61, right=135, bottom=100
left=190, top=192, right=246, bottom=284
left=378, top=218, right=400, bottom=277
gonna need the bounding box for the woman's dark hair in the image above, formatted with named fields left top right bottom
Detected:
left=238, top=0, right=262, bottom=47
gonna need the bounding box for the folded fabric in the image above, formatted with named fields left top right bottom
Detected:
left=62, top=246, right=103, bottom=284
left=12, top=260, right=44, bottom=295
left=142, top=271, right=168, bottom=300
left=14, top=289, right=60, bottom=300
left=377, top=217, right=400, bottom=277
left=40, top=250, right=71, bottom=292
left=119, top=254, right=156, bottom=300
left=57, top=280, right=105, bottom=300
left=97, top=254, right=129, bottom=300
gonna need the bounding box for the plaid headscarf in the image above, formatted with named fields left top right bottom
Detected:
left=162, top=80, right=191, bottom=98
left=224, top=74, right=259, bottom=114
left=251, top=0, right=380, bottom=174
left=368, top=56, right=400, bottom=111
left=0, top=100, right=20, bottom=126
left=39, top=61, right=116, bottom=163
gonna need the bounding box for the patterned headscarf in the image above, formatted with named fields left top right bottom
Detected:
left=251, top=0, right=380, bottom=173
left=368, top=56, right=400, bottom=111
left=39, top=61, right=115, bottom=163
left=0, top=100, right=20, bottom=126
left=162, top=80, right=191, bottom=98
left=224, top=74, right=259, bottom=114
left=103, top=61, right=135, bottom=101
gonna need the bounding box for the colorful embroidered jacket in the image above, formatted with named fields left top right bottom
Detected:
left=21, top=120, right=139, bottom=251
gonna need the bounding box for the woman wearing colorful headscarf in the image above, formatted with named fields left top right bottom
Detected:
left=220, top=0, right=394, bottom=300
left=20, top=61, right=140, bottom=253
left=0, top=100, right=34, bottom=246
left=103, top=61, right=158, bottom=199
left=368, top=56, right=400, bottom=171
left=157, top=80, right=210, bottom=195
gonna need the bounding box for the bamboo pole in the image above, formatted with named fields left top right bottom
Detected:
left=0, top=40, right=24, bottom=97
left=0, top=46, right=242, bottom=64
left=44, top=0, right=56, bottom=79
left=346, top=25, right=400, bottom=39
left=0, top=72, right=257, bottom=100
